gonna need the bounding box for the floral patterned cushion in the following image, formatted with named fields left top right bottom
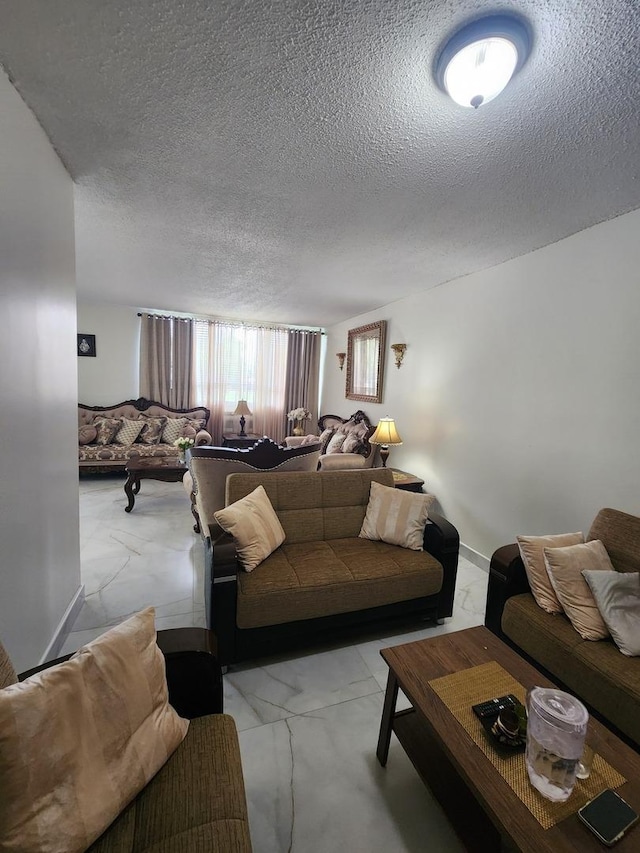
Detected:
left=138, top=416, right=167, bottom=445
left=318, top=428, right=335, bottom=454
left=113, top=418, right=145, bottom=446
left=94, top=418, right=121, bottom=446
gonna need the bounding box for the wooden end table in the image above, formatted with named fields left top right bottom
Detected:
left=124, top=457, right=188, bottom=512
left=377, top=626, right=640, bottom=852
left=390, top=468, right=425, bottom=492
left=222, top=433, right=261, bottom=449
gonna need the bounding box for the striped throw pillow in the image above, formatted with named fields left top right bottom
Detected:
left=359, top=481, right=435, bottom=550
left=214, top=485, right=285, bottom=572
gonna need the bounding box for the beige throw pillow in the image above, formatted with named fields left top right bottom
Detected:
left=161, top=417, right=188, bottom=445
left=113, top=417, right=144, bottom=446
left=325, top=432, right=347, bottom=454
left=0, top=608, right=189, bottom=853
left=543, top=540, right=614, bottom=640
left=214, top=485, right=286, bottom=572
left=359, top=480, right=435, bottom=550
left=517, top=532, right=585, bottom=614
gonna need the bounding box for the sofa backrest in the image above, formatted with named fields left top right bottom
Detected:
left=588, top=508, right=640, bottom=573
left=190, top=439, right=322, bottom=539
left=78, top=396, right=210, bottom=427
left=225, top=467, right=394, bottom=543
left=0, top=640, right=18, bottom=689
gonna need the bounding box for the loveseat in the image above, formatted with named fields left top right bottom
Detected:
left=0, top=625, right=252, bottom=852
left=284, top=410, right=379, bottom=470
left=78, top=397, right=212, bottom=472
left=485, top=507, right=640, bottom=750
left=208, top=468, right=459, bottom=666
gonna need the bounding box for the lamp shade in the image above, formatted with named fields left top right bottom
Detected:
left=435, top=15, right=530, bottom=109
left=369, top=418, right=403, bottom=447
left=233, top=400, right=252, bottom=417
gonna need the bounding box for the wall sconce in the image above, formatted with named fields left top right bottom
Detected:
left=390, top=343, right=407, bottom=369
left=336, top=352, right=346, bottom=371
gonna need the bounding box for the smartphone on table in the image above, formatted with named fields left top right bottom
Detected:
left=578, top=788, right=639, bottom=847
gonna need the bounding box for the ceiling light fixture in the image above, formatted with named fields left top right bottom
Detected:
left=435, top=14, right=531, bottom=109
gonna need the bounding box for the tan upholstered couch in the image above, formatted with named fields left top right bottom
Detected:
left=485, top=507, right=640, bottom=750
left=78, top=397, right=212, bottom=472
left=284, top=410, right=379, bottom=471
left=208, top=468, right=459, bottom=666
left=0, top=628, right=252, bottom=852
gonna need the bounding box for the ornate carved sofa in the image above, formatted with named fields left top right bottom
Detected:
left=284, top=410, right=379, bottom=470
left=185, top=438, right=322, bottom=535
left=78, top=397, right=212, bottom=473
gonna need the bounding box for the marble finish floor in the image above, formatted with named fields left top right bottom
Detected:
left=66, top=474, right=489, bottom=853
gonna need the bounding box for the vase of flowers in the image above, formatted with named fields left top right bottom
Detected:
left=287, top=407, right=311, bottom=436
left=174, top=436, right=195, bottom=463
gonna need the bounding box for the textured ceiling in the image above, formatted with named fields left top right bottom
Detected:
left=1, top=0, right=639, bottom=326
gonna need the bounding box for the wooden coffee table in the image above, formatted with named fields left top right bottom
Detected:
left=124, top=457, right=187, bottom=512
left=377, top=626, right=640, bottom=852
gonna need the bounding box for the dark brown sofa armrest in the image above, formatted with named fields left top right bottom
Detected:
left=19, top=654, right=73, bottom=680
left=19, top=629, right=223, bottom=720
left=484, top=544, right=531, bottom=639
left=156, top=627, right=223, bottom=718
left=424, top=512, right=459, bottom=620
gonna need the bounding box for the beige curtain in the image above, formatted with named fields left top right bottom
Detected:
left=284, top=330, right=321, bottom=435
left=139, top=314, right=194, bottom=409
left=192, top=321, right=293, bottom=444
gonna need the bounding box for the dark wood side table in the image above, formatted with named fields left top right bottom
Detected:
left=390, top=468, right=425, bottom=492
left=222, top=433, right=262, bottom=449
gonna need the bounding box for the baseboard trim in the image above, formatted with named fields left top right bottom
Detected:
left=40, top=584, right=85, bottom=664
left=459, top=543, right=490, bottom=573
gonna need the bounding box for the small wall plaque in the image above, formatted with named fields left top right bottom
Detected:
left=77, top=333, right=96, bottom=357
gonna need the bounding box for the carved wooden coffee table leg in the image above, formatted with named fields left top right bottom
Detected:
left=124, top=472, right=138, bottom=512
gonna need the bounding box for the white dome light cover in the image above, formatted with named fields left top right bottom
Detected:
left=435, top=15, right=531, bottom=109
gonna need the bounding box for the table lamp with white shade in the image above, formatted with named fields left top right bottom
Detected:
left=233, top=400, right=252, bottom=437
left=369, top=417, right=403, bottom=468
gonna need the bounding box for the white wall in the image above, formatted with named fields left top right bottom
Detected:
left=0, top=70, right=82, bottom=670
left=77, top=302, right=140, bottom=404
left=323, top=209, right=640, bottom=562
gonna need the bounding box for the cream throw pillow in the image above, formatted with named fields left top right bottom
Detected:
left=0, top=608, right=189, bottom=853
left=161, top=417, right=188, bottom=445
left=113, top=417, right=144, bottom=446
left=583, top=570, right=640, bottom=656
left=359, top=480, right=435, bottom=550
left=214, top=485, right=286, bottom=572
left=516, top=532, right=585, bottom=614
left=543, top=540, right=614, bottom=640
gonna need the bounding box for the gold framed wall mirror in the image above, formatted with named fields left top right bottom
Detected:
left=345, top=320, right=387, bottom=403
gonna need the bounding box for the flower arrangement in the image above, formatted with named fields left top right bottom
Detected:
left=173, top=436, right=195, bottom=451
left=287, top=407, right=311, bottom=422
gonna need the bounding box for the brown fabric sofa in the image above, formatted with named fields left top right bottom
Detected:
left=484, top=507, right=640, bottom=750
left=208, top=468, right=459, bottom=666
left=78, top=397, right=212, bottom=472
left=0, top=628, right=252, bottom=852
left=284, top=410, right=379, bottom=470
